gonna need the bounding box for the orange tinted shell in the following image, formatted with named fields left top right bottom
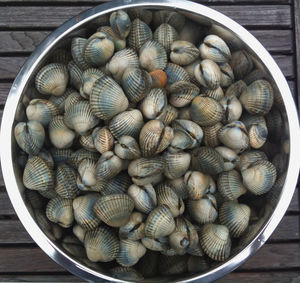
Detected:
left=150, top=70, right=167, bottom=88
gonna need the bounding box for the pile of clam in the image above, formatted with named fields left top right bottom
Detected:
left=14, top=8, right=287, bottom=280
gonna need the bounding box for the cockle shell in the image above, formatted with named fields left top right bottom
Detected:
left=93, top=193, right=134, bottom=227
left=141, top=237, right=168, bottom=252
left=62, top=235, right=86, bottom=258
left=169, top=81, right=199, bottom=108
left=80, top=68, right=106, bottom=99
left=68, top=148, right=100, bottom=168
left=79, top=134, right=97, bottom=152
left=225, top=79, right=247, bottom=98
left=154, top=23, right=179, bottom=53
left=236, top=150, right=268, bottom=171
left=156, top=104, right=179, bottom=126
left=119, top=212, right=145, bottom=240
left=127, top=8, right=152, bottom=25
left=117, top=239, right=146, bottom=267
left=184, top=171, right=210, bottom=200
left=153, top=10, right=185, bottom=31
left=150, top=70, right=168, bottom=88
left=71, top=37, right=90, bottom=70
left=163, top=151, right=191, bottom=179
left=230, top=50, right=253, bottom=80
left=219, top=95, right=243, bottom=123
left=170, top=40, right=199, bottom=66
left=77, top=159, right=97, bottom=191
left=67, top=60, right=82, bottom=91
left=202, top=122, right=223, bottom=147
left=194, top=59, right=221, bottom=89
left=164, top=63, right=190, bottom=88
left=96, top=151, right=123, bottom=180
left=35, top=63, right=69, bottom=96
left=97, top=26, right=126, bottom=51
left=92, top=126, right=114, bottom=154
left=158, top=255, right=188, bottom=275
left=110, top=10, right=131, bottom=39
left=26, top=190, right=47, bottom=210
left=49, top=88, right=72, bottom=114
left=215, top=146, right=240, bottom=171
left=50, top=148, right=73, bottom=166
left=248, top=122, right=268, bottom=149
left=110, top=267, right=144, bottom=281
left=167, top=177, right=189, bottom=200
left=183, top=59, right=201, bottom=85
left=128, top=18, right=152, bottom=51
left=202, top=86, right=224, bottom=101
left=100, top=172, right=132, bottom=195
left=73, top=224, right=86, bottom=242
left=219, top=62, right=234, bottom=88
left=15, top=120, right=45, bottom=155
left=114, top=136, right=141, bottom=160
left=64, top=89, right=83, bottom=112
left=84, top=227, right=119, bottom=262
left=144, top=205, right=175, bottom=238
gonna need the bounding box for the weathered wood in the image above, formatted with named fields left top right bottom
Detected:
left=289, top=187, right=299, bottom=212
left=0, top=275, right=83, bottom=282
left=0, top=5, right=292, bottom=29
left=269, top=215, right=300, bottom=241
left=294, top=0, right=300, bottom=110
left=0, top=192, right=15, bottom=215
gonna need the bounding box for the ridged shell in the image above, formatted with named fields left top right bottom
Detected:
left=62, top=235, right=86, bottom=258
left=153, top=10, right=185, bottom=31
left=219, top=95, right=243, bottom=123
left=79, top=134, right=97, bottom=152
left=163, top=151, right=191, bottom=179
left=184, top=171, right=210, bottom=200
left=141, top=237, right=168, bottom=252
left=139, top=40, right=167, bottom=72
left=144, top=205, right=175, bottom=238
left=97, top=26, right=126, bottom=51
left=191, top=146, right=225, bottom=175
left=139, top=120, right=174, bottom=157
left=55, top=164, right=80, bottom=199
left=244, top=68, right=270, bottom=85
left=128, top=18, right=152, bottom=51
left=71, top=37, right=90, bottom=70
left=49, top=48, right=72, bottom=65
left=114, top=136, right=141, bottom=160
left=100, top=172, right=132, bottom=195
left=199, top=34, right=231, bottom=63
left=219, top=62, right=234, bottom=88
left=119, top=212, right=145, bottom=240
left=240, top=79, right=274, bottom=115
left=154, top=23, right=178, bottom=53
left=93, top=193, right=134, bottom=227
left=110, top=10, right=131, bottom=39
left=64, top=89, right=83, bottom=112
left=67, top=60, right=82, bottom=91
left=158, top=255, right=188, bottom=275
left=50, top=148, right=73, bottom=166
left=73, top=193, right=100, bottom=230
left=84, top=227, right=119, bottom=262
left=49, top=88, right=72, bottom=114
left=194, top=59, right=221, bottom=89
left=170, top=40, right=199, bottom=66
left=15, top=121, right=45, bottom=155
left=156, top=104, right=178, bottom=125
left=26, top=99, right=59, bottom=126
left=49, top=115, right=75, bottom=149
left=109, top=109, right=144, bottom=139
left=202, top=122, right=223, bottom=147
left=241, top=160, right=277, bottom=195
left=92, top=126, right=114, bottom=154
left=169, top=81, right=199, bottom=108
left=150, top=69, right=167, bottom=88
left=218, top=169, right=247, bottom=200
left=23, top=156, right=54, bottom=191
left=225, top=79, right=247, bottom=98
left=73, top=224, right=86, bottom=242
left=219, top=201, right=251, bottom=237
left=35, top=63, right=69, bottom=96
left=80, top=68, right=106, bottom=99
left=46, top=197, right=74, bottom=228
left=167, top=177, right=189, bottom=200
left=236, top=150, right=268, bottom=171
left=199, top=223, right=231, bottom=261
left=110, top=266, right=144, bottom=281
left=121, top=67, right=152, bottom=103
left=77, top=159, right=97, bottom=191
left=127, top=8, right=152, bottom=25
left=26, top=190, right=47, bottom=210
left=187, top=256, right=210, bottom=273
left=248, top=122, right=268, bottom=149
left=64, top=100, right=99, bottom=135
left=230, top=50, right=253, bottom=80
left=90, top=76, right=129, bottom=120
left=215, top=146, right=240, bottom=171
left=68, top=148, right=100, bottom=168
left=165, top=63, right=190, bottom=89
left=190, top=96, right=224, bottom=126
left=96, top=151, right=123, bottom=180
left=202, top=86, right=224, bottom=101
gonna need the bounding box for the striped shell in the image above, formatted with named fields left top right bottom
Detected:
left=73, top=225, right=86, bottom=242
left=127, top=8, right=152, bottom=25
left=110, top=266, right=144, bottom=281
left=110, top=10, right=131, bottom=39
left=156, top=104, right=178, bottom=125
left=165, top=63, right=190, bottom=89
left=96, top=151, right=123, bottom=180
left=167, top=177, right=189, bottom=200
left=202, top=86, right=224, bottom=101
left=49, top=88, right=72, bottom=114
left=99, top=172, right=131, bottom=195
left=141, top=237, right=168, bottom=252
left=154, top=23, right=178, bottom=53
left=97, top=26, right=126, bottom=51
left=50, top=148, right=73, bottom=166
left=202, top=122, right=223, bottom=147
left=77, top=159, right=97, bottom=191
left=194, top=59, right=221, bottom=89
left=119, top=212, right=145, bottom=240
left=248, top=122, right=268, bottom=149
left=236, top=150, right=268, bottom=171
left=219, top=62, right=234, bottom=88
left=67, top=60, right=82, bottom=91
left=215, top=146, right=240, bottom=171
left=153, top=10, right=185, bottom=31
left=114, top=136, right=141, bottom=160
left=169, top=81, right=199, bottom=108
left=230, top=50, right=253, bottom=80
left=68, top=148, right=100, bottom=168
left=184, top=171, right=210, bottom=200
left=170, top=40, right=199, bottom=66
left=163, top=151, right=191, bottom=179
left=64, top=89, right=83, bottom=112
left=92, top=126, right=114, bottom=154
left=80, top=68, right=106, bottom=99
left=79, top=134, right=97, bottom=152
left=219, top=95, right=243, bottom=123
left=225, top=79, right=247, bottom=98
left=71, top=37, right=90, bottom=70
left=128, top=19, right=152, bottom=51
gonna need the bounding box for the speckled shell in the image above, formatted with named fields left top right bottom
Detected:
left=110, top=266, right=144, bottom=281
left=109, top=109, right=144, bottom=139
left=139, top=40, right=167, bottom=72
left=199, top=223, right=231, bottom=261
left=26, top=99, right=59, bottom=127
left=219, top=62, right=234, bottom=88
left=156, top=104, right=179, bottom=126
left=189, top=196, right=218, bottom=224
left=68, top=148, right=100, bottom=169
left=46, top=197, right=74, bottom=228
left=158, top=255, right=188, bottom=275
left=219, top=201, right=251, bottom=237
left=170, top=40, right=199, bottom=66
left=67, top=60, right=82, bottom=91
left=121, top=67, right=152, bottom=103
left=23, top=156, right=54, bottom=191
left=80, top=68, right=106, bottom=99
left=215, top=146, right=240, bottom=171
left=218, top=169, right=247, bottom=200
left=93, top=193, right=135, bottom=227
left=15, top=121, right=45, bottom=155
left=139, top=120, right=174, bottom=157
left=199, top=34, right=231, bottom=63
left=77, top=159, right=97, bottom=191
left=96, top=151, right=123, bottom=180
left=230, top=50, right=253, bottom=80
left=73, top=193, right=100, bottom=230
left=163, top=151, right=191, bottom=179
left=190, top=96, right=224, bottom=127
left=64, top=89, right=83, bottom=112
left=165, top=63, right=190, bottom=89
left=219, top=95, right=243, bottom=123
left=92, top=126, right=114, bottom=154
left=128, top=18, right=152, bottom=51
left=115, top=136, right=141, bottom=160
left=240, top=79, right=274, bottom=115
left=150, top=70, right=168, bottom=88
left=110, top=10, right=131, bottom=39
left=184, top=171, right=210, bottom=200
left=119, top=212, right=145, bottom=240
left=144, top=205, right=175, bottom=238
left=194, top=59, right=221, bottom=89
left=71, top=37, right=90, bottom=70
left=154, top=23, right=178, bottom=53
left=236, top=150, right=268, bottom=171
left=55, top=163, right=80, bottom=199
left=98, top=26, right=126, bottom=51
left=84, top=227, right=119, bottom=262
left=241, top=160, right=277, bottom=195
left=202, top=122, right=223, bottom=147
left=225, top=80, right=247, bottom=98
left=35, top=63, right=69, bottom=96
left=90, top=76, right=129, bottom=120
left=169, top=81, right=199, bottom=108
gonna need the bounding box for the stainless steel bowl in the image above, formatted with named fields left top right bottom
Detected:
left=1, top=0, right=299, bottom=282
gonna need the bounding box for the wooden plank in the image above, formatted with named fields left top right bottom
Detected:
left=0, top=192, right=15, bottom=215
left=0, top=5, right=292, bottom=29
left=0, top=275, right=83, bottom=282
left=289, top=187, right=299, bottom=212
left=294, top=0, right=300, bottom=111
left=269, top=215, right=300, bottom=241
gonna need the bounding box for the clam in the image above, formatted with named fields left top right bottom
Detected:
left=90, top=76, right=129, bottom=120
left=128, top=18, right=152, bottom=51
left=225, top=79, right=247, bottom=98
left=121, top=67, right=152, bottom=103
left=163, top=151, right=191, bottom=179
left=149, top=70, right=167, bottom=88
left=190, top=96, right=224, bottom=126
left=110, top=10, right=131, bottom=39
left=139, top=120, right=174, bottom=157
left=93, top=193, right=134, bottom=227
left=199, top=223, right=231, bottom=261
left=240, top=79, right=274, bottom=115
left=61, top=235, right=86, bottom=258
left=199, top=35, right=231, bottom=63
left=50, top=148, right=73, bottom=166
left=164, top=63, right=190, bottom=89
left=92, top=126, right=114, bottom=154
left=117, top=239, right=146, bottom=267
left=218, top=169, right=247, bottom=200
left=26, top=99, right=59, bottom=126
left=35, top=63, right=69, bottom=96
left=71, top=37, right=90, bottom=70
left=64, top=100, right=99, bottom=135
left=141, top=237, right=168, bottom=252
left=166, top=177, right=189, bottom=200
left=265, top=107, right=283, bottom=142
left=64, top=89, right=83, bottom=112
left=140, top=88, right=167, bottom=120
left=96, top=151, right=123, bottom=180
left=110, top=266, right=144, bottom=281
left=49, top=48, right=71, bottom=64
left=241, top=160, right=277, bottom=195
left=202, top=122, right=223, bottom=147
left=144, top=205, right=175, bottom=238
left=83, top=32, right=114, bottom=67
left=156, top=104, right=178, bottom=125
left=178, top=106, right=191, bottom=120
left=236, top=150, right=268, bottom=171
left=49, top=88, right=72, bottom=114
left=230, top=50, right=253, bottom=80
left=84, top=227, right=119, bottom=262
left=158, top=255, right=188, bottom=275
left=73, top=193, right=100, bottom=230
left=49, top=115, right=75, bottom=149
left=55, top=163, right=80, bottom=199
left=183, top=59, right=201, bottom=85
left=115, top=136, right=141, bottom=160
left=67, top=60, right=82, bottom=91
left=73, top=224, right=86, bottom=242
left=187, top=256, right=210, bottom=273
left=68, top=148, right=100, bottom=168
left=15, top=120, right=45, bottom=155
left=169, top=81, right=200, bottom=108
left=127, top=8, right=152, bottom=25
left=179, top=20, right=203, bottom=45
left=106, top=48, right=139, bottom=82
left=218, top=121, right=249, bottom=153
left=119, top=212, right=145, bottom=240
left=23, top=156, right=54, bottom=191
left=219, top=63, right=234, bottom=88
left=26, top=190, right=47, bottom=210
left=248, top=122, right=268, bottom=149
left=79, top=134, right=97, bottom=152
left=97, top=26, right=126, bottom=51
left=77, top=159, right=97, bottom=191
left=184, top=171, right=210, bottom=200
left=128, top=184, right=157, bottom=214
left=219, top=201, right=251, bottom=237
left=153, top=23, right=178, bottom=53
left=139, top=40, right=167, bottom=72
left=191, top=146, right=225, bottom=175
left=138, top=251, right=158, bottom=278
left=153, top=10, right=185, bottom=31
left=109, top=109, right=144, bottom=139
left=215, top=146, right=240, bottom=171
left=46, top=197, right=74, bottom=228
left=219, top=95, right=243, bottom=123
left=170, top=40, right=199, bottom=66
left=101, top=172, right=132, bottom=195
left=202, top=86, right=224, bottom=101
left=80, top=68, right=106, bottom=99
left=194, top=59, right=221, bottom=89
left=244, top=68, right=270, bottom=85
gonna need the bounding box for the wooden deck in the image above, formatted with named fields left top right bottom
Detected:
left=0, top=0, right=299, bottom=282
